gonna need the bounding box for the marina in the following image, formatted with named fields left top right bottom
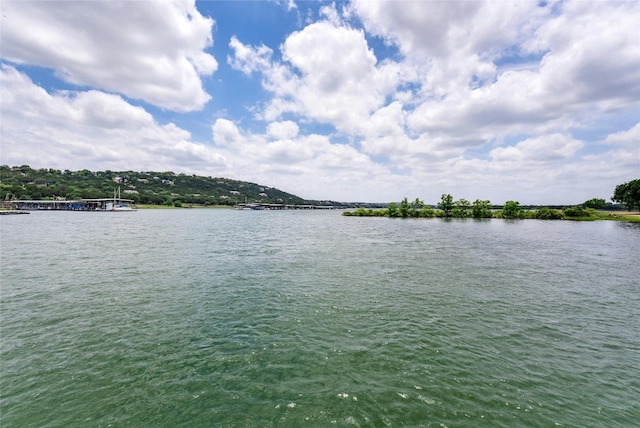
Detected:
left=5, top=197, right=136, bottom=212
left=2, top=188, right=136, bottom=211
left=7, top=198, right=136, bottom=211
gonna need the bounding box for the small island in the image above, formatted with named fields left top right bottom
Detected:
left=343, top=179, right=640, bottom=222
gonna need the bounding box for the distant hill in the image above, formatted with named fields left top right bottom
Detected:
left=0, top=165, right=325, bottom=206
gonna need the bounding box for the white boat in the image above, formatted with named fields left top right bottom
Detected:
left=104, top=188, right=137, bottom=211
left=105, top=202, right=136, bottom=211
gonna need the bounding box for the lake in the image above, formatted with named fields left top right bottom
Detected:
left=1, top=209, right=638, bottom=427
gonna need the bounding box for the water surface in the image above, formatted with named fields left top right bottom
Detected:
left=1, top=210, right=638, bottom=427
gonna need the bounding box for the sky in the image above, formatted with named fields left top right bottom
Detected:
left=1, top=0, right=639, bottom=204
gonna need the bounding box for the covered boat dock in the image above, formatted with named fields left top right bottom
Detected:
left=8, top=198, right=135, bottom=211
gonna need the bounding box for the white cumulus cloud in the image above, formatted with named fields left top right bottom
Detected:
left=228, top=12, right=406, bottom=134
left=0, top=65, right=227, bottom=171
left=1, top=0, right=217, bottom=112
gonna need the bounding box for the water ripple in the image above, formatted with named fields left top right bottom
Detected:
left=1, top=211, right=638, bottom=427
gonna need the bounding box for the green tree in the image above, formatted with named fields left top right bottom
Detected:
left=452, top=198, right=471, bottom=218
left=399, top=197, right=410, bottom=218
left=536, top=207, right=563, bottom=220
left=419, top=205, right=436, bottom=218
left=387, top=202, right=398, bottom=217
left=563, top=206, right=590, bottom=217
left=582, top=198, right=607, bottom=209
left=439, top=194, right=454, bottom=217
left=410, top=198, right=424, bottom=217
left=612, top=179, right=640, bottom=210
left=501, top=200, right=523, bottom=219
left=472, top=199, right=493, bottom=218
left=66, top=186, right=82, bottom=200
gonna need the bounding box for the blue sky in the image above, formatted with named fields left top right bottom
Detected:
left=1, top=0, right=638, bottom=204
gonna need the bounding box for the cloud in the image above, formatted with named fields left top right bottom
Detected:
left=228, top=36, right=273, bottom=75
left=267, top=121, right=300, bottom=140
left=226, top=0, right=640, bottom=152
left=1, top=1, right=638, bottom=205
left=350, top=0, right=547, bottom=95
left=531, top=1, right=640, bottom=110
left=605, top=123, right=640, bottom=146
left=220, top=1, right=638, bottom=203
left=351, top=0, right=640, bottom=152
left=1, top=0, right=217, bottom=112
left=228, top=13, right=406, bottom=134
left=211, top=118, right=395, bottom=201
left=489, top=134, right=584, bottom=165
left=0, top=65, right=227, bottom=171
left=277, top=20, right=387, bottom=131
left=211, top=118, right=244, bottom=149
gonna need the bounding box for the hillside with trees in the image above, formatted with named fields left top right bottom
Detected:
left=0, top=165, right=326, bottom=207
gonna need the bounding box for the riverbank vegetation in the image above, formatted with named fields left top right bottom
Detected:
left=344, top=192, right=640, bottom=223
left=612, top=179, right=640, bottom=211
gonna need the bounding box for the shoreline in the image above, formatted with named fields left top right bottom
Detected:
left=343, top=209, right=640, bottom=223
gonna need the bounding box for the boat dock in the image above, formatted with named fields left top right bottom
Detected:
left=6, top=197, right=136, bottom=211
left=0, top=210, right=30, bottom=215
left=236, top=203, right=337, bottom=210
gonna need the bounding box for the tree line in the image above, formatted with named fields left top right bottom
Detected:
left=344, top=178, right=640, bottom=219
left=344, top=196, right=534, bottom=219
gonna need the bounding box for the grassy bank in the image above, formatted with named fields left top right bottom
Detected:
left=343, top=206, right=640, bottom=222
left=574, top=211, right=640, bottom=222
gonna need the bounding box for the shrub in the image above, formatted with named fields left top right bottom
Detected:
left=563, top=206, right=590, bottom=217
left=536, top=207, right=564, bottom=220
left=472, top=199, right=493, bottom=218
left=452, top=198, right=471, bottom=218
left=387, top=202, right=399, bottom=218
left=501, top=200, right=523, bottom=219
left=582, top=198, right=607, bottom=209
left=419, top=206, right=436, bottom=218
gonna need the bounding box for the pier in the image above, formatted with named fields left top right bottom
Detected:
left=235, top=203, right=337, bottom=210
left=6, top=197, right=135, bottom=211
left=0, top=210, right=30, bottom=215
